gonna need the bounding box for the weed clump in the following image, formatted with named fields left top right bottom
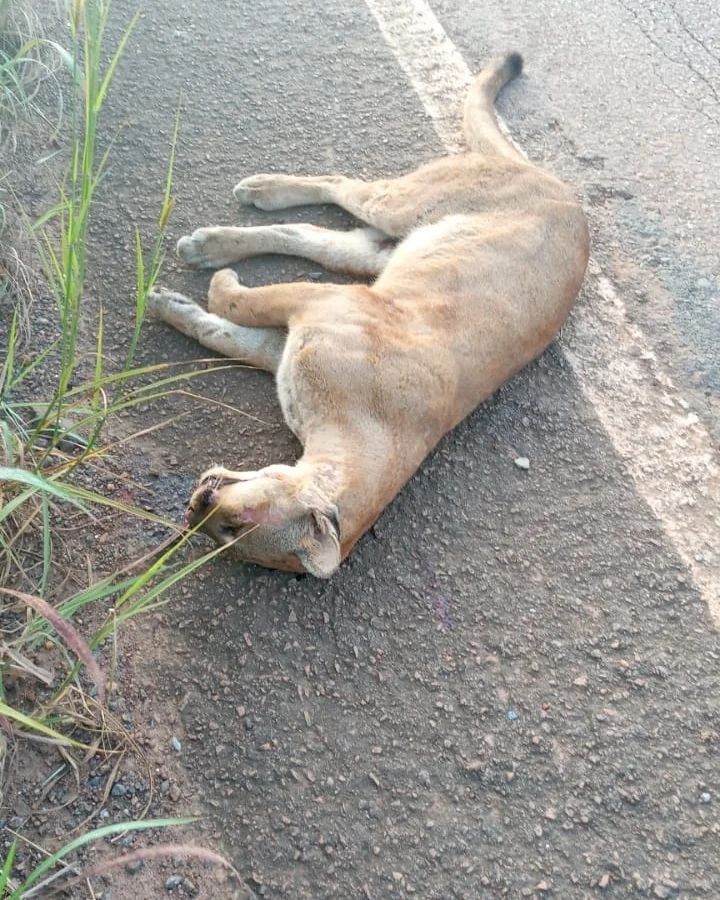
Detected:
left=0, top=1, right=237, bottom=893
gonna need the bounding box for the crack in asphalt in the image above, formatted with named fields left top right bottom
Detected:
left=667, top=0, right=720, bottom=70
left=618, top=0, right=720, bottom=120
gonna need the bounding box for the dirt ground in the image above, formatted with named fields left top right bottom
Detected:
left=2, top=0, right=720, bottom=897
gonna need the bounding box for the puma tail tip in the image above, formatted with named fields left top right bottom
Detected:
left=505, top=52, right=524, bottom=80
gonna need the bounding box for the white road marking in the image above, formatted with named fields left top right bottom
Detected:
left=364, top=0, right=720, bottom=623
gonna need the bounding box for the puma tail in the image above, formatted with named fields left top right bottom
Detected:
left=463, top=52, right=524, bottom=160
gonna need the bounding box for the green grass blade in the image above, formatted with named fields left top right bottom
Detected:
left=0, top=701, right=85, bottom=748
left=0, top=467, right=173, bottom=527
left=93, top=10, right=140, bottom=113
left=9, top=816, right=197, bottom=899
left=125, top=226, right=145, bottom=371
left=159, top=102, right=181, bottom=229
left=0, top=306, right=19, bottom=399
left=0, top=839, right=16, bottom=892
left=39, top=493, right=52, bottom=597
left=7, top=339, right=59, bottom=394
left=0, top=466, right=90, bottom=516
left=43, top=39, right=77, bottom=77
left=0, top=486, right=37, bottom=528
left=95, top=537, right=237, bottom=645
left=24, top=574, right=140, bottom=645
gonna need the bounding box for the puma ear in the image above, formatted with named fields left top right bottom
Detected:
left=296, top=508, right=341, bottom=578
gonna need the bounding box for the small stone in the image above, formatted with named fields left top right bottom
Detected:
left=700, top=791, right=711, bottom=803
left=169, top=784, right=181, bottom=802
left=183, top=878, right=197, bottom=896
left=170, top=736, right=182, bottom=752
left=417, top=769, right=431, bottom=787
left=165, top=876, right=183, bottom=891
left=110, top=783, right=126, bottom=798
left=573, top=675, right=588, bottom=688
left=598, top=873, right=611, bottom=888
left=125, top=858, right=144, bottom=875
left=514, top=456, right=530, bottom=470
left=545, top=807, right=557, bottom=821
left=506, top=709, right=520, bottom=721
left=535, top=881, right=550, bottom=892
left=653, top=886, right=671, bottom=899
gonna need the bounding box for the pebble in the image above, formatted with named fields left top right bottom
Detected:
left=165, top=875, right=183, bottom=891
left=514, top=456, right=530, bottom=470
left=506, top=709, right=520, bottom=721
left=169, top=784, right=182, bottom=802
left=170, top=736, right=182, bottom=752
left=700, top=791, right=711, bottom=803
left=125, top=858, right=144, bottom=875
left=110, top=783, right=126, bottom=798
left=573, top=675, right=588, bottom=688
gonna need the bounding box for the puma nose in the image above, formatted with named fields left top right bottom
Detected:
left=185, top=486, right=220, bottom=528
left=200, top=485, right=218, bottom=507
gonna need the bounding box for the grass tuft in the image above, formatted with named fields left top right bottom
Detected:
left=4, top=818, right=244, bottom=898
left=0, top=0, right=239, bottom=891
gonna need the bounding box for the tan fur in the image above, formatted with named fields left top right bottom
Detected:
left=149, top=54, right=589, bottom=577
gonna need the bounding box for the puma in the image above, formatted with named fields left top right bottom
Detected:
left=148, top=53, right=589, bottom=577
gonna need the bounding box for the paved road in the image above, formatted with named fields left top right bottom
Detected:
left=429, top=0, right=720, bottom=431
left=85, top=0, right=720, bottom=896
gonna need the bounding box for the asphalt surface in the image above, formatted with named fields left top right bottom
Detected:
left=76, top=0, right=720, bottom=896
